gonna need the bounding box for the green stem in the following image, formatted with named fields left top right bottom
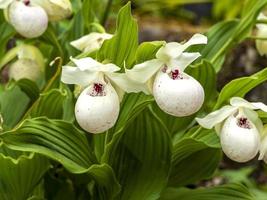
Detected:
left=247, top=35, right=267, bottom=40
left=101, top=0, right=113, bottom=26
left=256, top=19, right=267, bottom=24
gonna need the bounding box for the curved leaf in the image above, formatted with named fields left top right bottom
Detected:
left=1, top=118, right=120, bottom=198
left=0, top=84, right=30, bottom=129
left=160, top=184, right=254, bottom=200
left=97, top=2, right=138, bottom=68
left=0, top=143, right=49, bottom=200
left=169, top=127, right=221, bottom=187
left=104, top=108, right=172, bottom=200
left=214, top=67, right=267, bottom=109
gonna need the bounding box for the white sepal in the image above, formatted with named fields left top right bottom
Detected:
left=0, top=0, right=13, bottom=9
left=31, top=0, right=72, bottom=21
left=230, top=97, right=267, bottom=112
left=61, top=57, right=120, bottom=87
left=196, top=105, right=237, bottom=129
left=168, top=52, right=201, bottom=72
left=61, top=66, right=100, bottom=87
left=258, top=125, right=267, bottom=162
left=220, top=114, right=260, bottom=162
left=70, top=32, right=113, bottom=53
left=256, top=13, right=267, bottom=56
left=70, top=57, right=120, bottom=72
left=75, top=82, right=120, bottom=134
left=125, top=59, right=164, bottom=83
left=106, top=73, right=151, bottom=95
left=153, top=71, right=204, bottom=117
left=156, top=33, right=207, bottom=62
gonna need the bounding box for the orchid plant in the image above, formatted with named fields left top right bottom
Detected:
left=1, top=0, right=267, bottom=199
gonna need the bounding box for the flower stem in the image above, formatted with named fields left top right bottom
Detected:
left=247, top=36, right=267, bottom=40
left=256, top=19, right=267, bottom=24
left=101, top=0, right=113, bottom=26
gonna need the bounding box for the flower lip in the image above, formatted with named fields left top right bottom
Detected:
left=88, top=83, right=106, bottom=97
left=236, top=116, right=251, bottom=129
left=24, top=0, right=30, bottom=6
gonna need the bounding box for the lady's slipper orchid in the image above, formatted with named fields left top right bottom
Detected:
left=1, top=0, right=72, bottom=38
left=0, top=44, right=45, bottom=81
left=126, top=34, right=207, bottom=117
left=256, top=13, right=267, bottom=56
left=61, top=57, right=146, bottom=134
left=7, top=0, right=48, bottom=38
left=31, top=0, right=72, bottom=21
left=70, top=32, right=113, bottom=54
left=196, top=97, right=267, bottom=163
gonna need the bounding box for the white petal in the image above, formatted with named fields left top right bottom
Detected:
left=256, top=28, right=267, bottom=56
left=259, top=128, right=267, bottom=160
left=230, top=97, right=267, bottom=112
left=156, top=33, right=207, bottom=61
left=0, top=0, right=13, bottom=8
left=71, top=57, right=120, bottom=72
left=256, top=13, right=267, bottom=29
left=196, top=105, right=237, bottom=129
left=61, top=66, right=99, bottom=87
left=168, top=52, right=201, bottom=71
left=70, top=32, right=112, bottom=53
left=242, top=108, right=264, bottom=135
left=106, top=72, right=151, bottom=94
left=125, top=59, right=164, bottom=83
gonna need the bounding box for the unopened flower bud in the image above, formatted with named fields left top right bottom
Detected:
left=9, top=59, right=41, bottom=81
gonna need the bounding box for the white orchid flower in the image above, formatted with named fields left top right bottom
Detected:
left=7, top=0, right=48, bottom=38
left=196, top=97, right=267, bottom=163
left=61, top=57, right=147, bottom=134
left=0, top=44, right=45, bottom=81
left=31, top=0, right=72, bottom=21
left=71, top=32, right=113, bottom=54
left=126, top=33, right=207, bottom=117
left=256, top=13, right=267, bottom=56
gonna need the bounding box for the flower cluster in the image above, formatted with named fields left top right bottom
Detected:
left=196, top=97, right=267, bottom=163
left=0, top=0, right=72, bottom=38
left=61, top=33, right=208, bottom=133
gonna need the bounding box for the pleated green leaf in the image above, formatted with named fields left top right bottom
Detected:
left=0, top=143, right=50, bottom=200
left=1, top=117, right=95, bottom=173
left=214, top=67, right=267, bottom=109
left=0, top=15, right=15, bottom=62
left=160, top=184, right=254, bottom=200
left=30, top=87, right=72, bottom=120
left=191, top=0, right=267, bottom=72
left=169, top=127, right=221, bottom=187
left=93, top=93, right=153, bottom=162
left=104, top=108, right=172, bottom=200
left=1, top=118, right=121, bottom=198
left=16, top=79, right=40, bottom=103
left=0, top=84, right=30, bottom=129
left=97, top=2, right=138, bottom=67
left=186, top=60, right=217, bottom=104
